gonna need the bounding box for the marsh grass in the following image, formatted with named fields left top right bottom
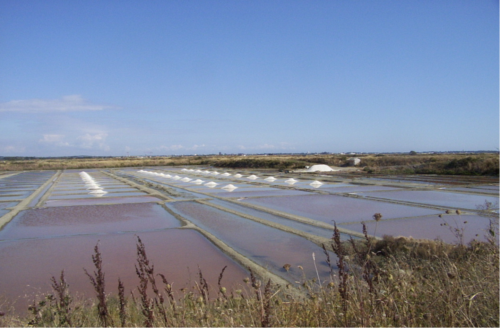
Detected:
left=0, top=232, right=498, bottom=327
left=1, top=153, right=498, bottom=176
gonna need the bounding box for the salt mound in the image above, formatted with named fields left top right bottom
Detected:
left=285, top=178, right=297, bottom=185
left=181, top=168, right=187, bottom=171
left=221, top=184, right=238, bottom=191
left=234, top=174, right=243, bottom=178
left=86, top=184, right=101, bottom=190
left=264, top=177, right=276, bottom=182
left=306, top=164, right=337, bottom=172
left=89, top=190, right=107, bottom=194
left=195, top=170, right=202, bottom=173
left=247, top=175, right=258, bottom=180
left=181, top=177, right=191, bottom=182
left=192, top=179, right=204, bottom=184
left=310, top=180, right=323, bottom=188
left=204, top=181, right=218, bottom=188
left=164, top=174, right=172, bottom=178
left=172, top=176, right=181, bottom=180
left=221, top=173, right=231, bottom=176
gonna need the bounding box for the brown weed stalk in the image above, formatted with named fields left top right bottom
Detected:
left=84, top=242, right=111, bottom=327
left=50, top=270, right=72, bottom=326
left=118, top=279, right=127, bottom=327
left=135, top=236, right=155, bottom=327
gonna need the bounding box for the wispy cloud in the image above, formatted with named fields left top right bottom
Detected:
left=158, top=144, right=206, bottom=152
left=78, top=132, right=109, bottom=150
left=39, top=134, right=70, bottom=146
left=158, top=145, right=185, bottom=151
left=237, top=143, right=295, bottom=151
left=0, top=95, right=118, bottom=113
left=1, top=145, right=26, bottom=153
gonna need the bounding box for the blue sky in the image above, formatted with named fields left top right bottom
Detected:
left=0, top=0, right=498, bottom=156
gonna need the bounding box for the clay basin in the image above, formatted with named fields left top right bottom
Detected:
left=340, top=214, right=496, bottom=244
left=0, top=229, right=248, bottom=313
left=43, top=196, right=161, bottom=207
left=169, top=201, right=337, bottom=283
left=241, top=195, right=442, bottom=225
left=359, top=190, right=500, bottom=210
left=0, top=203, right=181, bottom=240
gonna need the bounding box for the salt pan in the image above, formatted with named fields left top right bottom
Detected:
left=221, top=184, right=238, bottom=191
left=310, top=180, right=323, bottom=188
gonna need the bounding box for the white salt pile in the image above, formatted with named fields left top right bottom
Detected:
left=285, top=178, right=297, bottom=185
left=181, top=168, right=187, bottom=171
left=247, top=175, right=258, bottom=180
left=192, top=179, right=204, bottom=184
left=212, top=171, right=219, bottom=175
left=234, top=174, right=243, bottom=178
left=80, top=171, right=107, bottom=196
left=164, top=174, right=172, bottom=178
left=181, top=177, right=191, bottom=182
left=89, top=189, right=107, bottom=194
left=172, top=176, right=181, bottom=180
left=310, top=180, right=323, bottom=188
left=221, top=173, right=231, bottom=176
left=264, top=177, right=276, bottom=182
left=204, top=181, right=218, bottom=188
left=305, top=164, right=337, bottom=172
left=221, top=184, right=238, bottom=191
left=195, top=170, right=202, bottom=173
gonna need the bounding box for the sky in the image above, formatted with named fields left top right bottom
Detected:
left=0, top=0, right=498, bottom=156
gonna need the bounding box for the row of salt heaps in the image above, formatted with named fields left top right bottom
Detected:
left=140, top=170, right=324, bottom=189
left=79, top=172, right=107, bottom=196
left=138, top=170, right=238, bottom=191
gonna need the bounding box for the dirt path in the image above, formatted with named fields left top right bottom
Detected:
left=0, top=170, right=60, bottom=230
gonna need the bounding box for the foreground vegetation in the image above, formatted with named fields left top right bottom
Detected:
left=1, top=152, right=498, bottom=176
left=1, top=224, right=498, bottom=327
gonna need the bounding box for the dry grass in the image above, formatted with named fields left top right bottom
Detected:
left=1, top=153, right=498, bottom=176
left=0, top=229, right=497, bottom=327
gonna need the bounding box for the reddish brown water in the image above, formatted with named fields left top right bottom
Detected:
left=0, top=230, right=248, bottom=313
left=43, top=196, right=161, bottom=207
left=359, top=190, right=499, bottom=209
left=0, top=203, right=181, bottom=240
left=48, top=192, right=147, bottom=200
left=170, top=201, right=337, bottom=283
left=242, top=195, right=442, bottom=225
left=340, top=214, right=495, bottom=244
left=206, top=189, right=310, bottom=198
left=321, top=185, right=403, bottom=193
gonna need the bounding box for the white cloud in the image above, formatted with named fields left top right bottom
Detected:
left=78, top=132, right=109, bottom=150
left=0, top=95, right=118, bottom=113
left=158, top=144, right=206, bottom=152
left=1, top=145, right=25, bottom=153
left=237, top=143, right=295, bottom=151
left=39, top=134, right=70, bottom=146
left=159, top=145, right=184, bottom=151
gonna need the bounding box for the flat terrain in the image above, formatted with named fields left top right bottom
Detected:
left=0, top=165, right=498, bottom=326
